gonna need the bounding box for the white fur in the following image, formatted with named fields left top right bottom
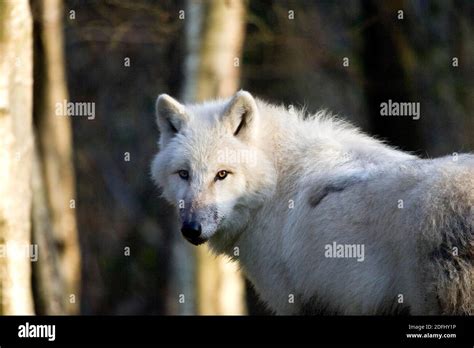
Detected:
left=151, top=91, right=474, bottom=315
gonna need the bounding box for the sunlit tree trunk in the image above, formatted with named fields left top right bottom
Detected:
left=0, top=0, right=35, bottom=315
left=32, top=0, right=81, bottom=314
left=181, top=0, right=247, bottom=315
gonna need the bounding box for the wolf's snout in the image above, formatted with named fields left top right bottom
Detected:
left=181, top=221, right=206, bottom=245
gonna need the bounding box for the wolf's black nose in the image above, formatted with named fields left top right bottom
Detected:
left=181, top=221, right=202, bottom=239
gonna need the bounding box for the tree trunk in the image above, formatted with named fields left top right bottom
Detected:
left=31, top=0, right=81, bottom=314
left=181, top=0, right=247, bottom=315
left=0, top=0, right=35, bottom=315
left=31, top=144, right=66, bottom=314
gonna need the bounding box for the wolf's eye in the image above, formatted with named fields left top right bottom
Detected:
left=216, top=170, right=229, bottom=180
left=178, top=170, right=189, bottom=180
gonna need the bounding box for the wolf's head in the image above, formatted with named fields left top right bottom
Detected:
left=151, top=91, right=276, bottom=252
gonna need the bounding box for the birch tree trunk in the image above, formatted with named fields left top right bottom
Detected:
left=181, top=0, right=247, bottom=315
left=0, top=0, right=35, bottom=315
left=32, top=0, right=81, bottom=314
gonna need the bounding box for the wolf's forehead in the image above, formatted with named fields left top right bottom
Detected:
left=183, top=128, right=225, bottom=154
left=186, top=99, right=228, bottom=123
left=179, top=128, right=235, bottom=169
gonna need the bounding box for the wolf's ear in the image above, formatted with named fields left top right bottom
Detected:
left=223, top=91, right=259, bottom=142
left=155, top=94, right=188, bottom=147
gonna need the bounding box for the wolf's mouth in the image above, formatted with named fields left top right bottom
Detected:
left=183, top=235, right=208, bottom=246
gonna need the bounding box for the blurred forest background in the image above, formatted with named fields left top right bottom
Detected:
left=0, top=0, right=472, bottom=315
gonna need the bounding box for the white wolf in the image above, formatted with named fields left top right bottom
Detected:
left=151, top=91, right=474, bottom=315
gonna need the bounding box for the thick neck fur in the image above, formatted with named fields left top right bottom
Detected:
left=247, top=99, right=415, bottom=207
left=211, top=98, right=414, bottom=257
left=254, top=99, right=413, bottom=174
